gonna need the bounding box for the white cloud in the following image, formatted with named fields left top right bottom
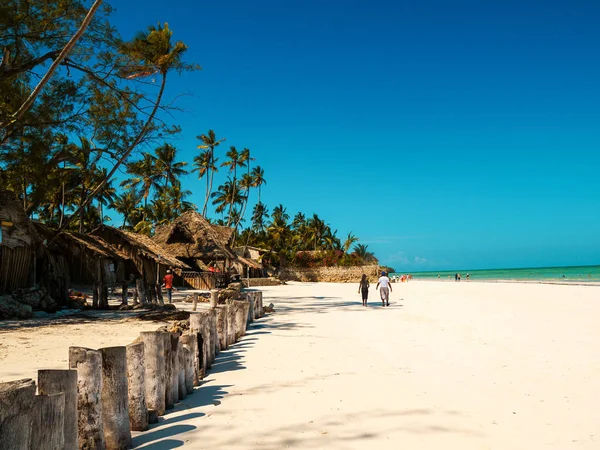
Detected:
left=414, top=256, right=428, bottom=264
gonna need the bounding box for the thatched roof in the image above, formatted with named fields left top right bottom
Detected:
left=153, top=211, right=236, bottom=260
left=0, top=191, right=39, bottom=248
left=94, top=225, right=189, bottom=269
left=34, top=223, right=122, bottom=260
left=236, top=255, right=262, bottom=269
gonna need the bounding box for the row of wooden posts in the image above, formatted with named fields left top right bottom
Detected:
left=0, top=291, right=264, bottom=450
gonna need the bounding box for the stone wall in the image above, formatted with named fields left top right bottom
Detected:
left=242, top=277, right=283, bottom=287
left=279, top=265, right=379, bottom=283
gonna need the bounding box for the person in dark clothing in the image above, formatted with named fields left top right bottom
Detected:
left=358, top=274, right=370, bottom=306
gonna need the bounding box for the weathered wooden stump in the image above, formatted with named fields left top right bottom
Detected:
left=38, top=369, right=78, bottom=449
left=0, top=378, right=36, bottom=450
left=162, top=332, right=175, bottom=410
left=100, top=346, right=131, bottom=450
left=139, top=331, right=166, bottom=416
left=169, top=334, right=180, bottom=406
left=256, top=291, right=264, bottom=318
left=233, top=300, right=250, bottom=340
left=246, top=293, right=255, bottom=325
left=69, top=347, right=105, bottom=450
left=179, top=334, right=199, bottom=387
left=182, top=345, right=194, bottom=395
left=177, top=340, right=186, bottom=400
left=30, top=392, right=65, bottom=450
left=125, top=341, right=148, bottom=432
left=189, top=312, right=209, bottom=376
left=210, top=289, right=219, bottom=308
left=208, top=309, right=219, bottom=360
left=226, top=303, right=237, bottom=346
left=216, top=305, right=228, bottom=350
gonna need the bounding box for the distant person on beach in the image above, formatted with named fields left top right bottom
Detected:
left=163, top=269, right=174, bottom=303
left=376, top=271, right=392, bottom=307
left=466, top=273, right=470, bottom=281
left=455, top=273, right=458, bottom=282
left=358, top=274, right=370, bottom=307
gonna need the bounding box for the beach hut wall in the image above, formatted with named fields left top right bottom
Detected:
left=0, top=191, right=38, bottom=294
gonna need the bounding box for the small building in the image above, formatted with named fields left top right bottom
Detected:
left=0, top=191, right=38, bottom=295
left=233, top=246, right=268, bottom=278
left=94, top=225, right=189, bottom=302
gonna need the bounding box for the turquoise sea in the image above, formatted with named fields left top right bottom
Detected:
left=392, top=265, right=600, bottom=282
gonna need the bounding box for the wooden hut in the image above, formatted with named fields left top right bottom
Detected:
left=0, top=191, right=38, bottom=295
left=152, top=211, right=240, bottom=289
left=34, top=224, right=128, bottom=308
left=93, top=225, right=189, bottom=304
left=233, top=246, right=267, bottom=278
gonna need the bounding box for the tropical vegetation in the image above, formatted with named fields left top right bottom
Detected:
left=0, top=0, right=377, bottom=268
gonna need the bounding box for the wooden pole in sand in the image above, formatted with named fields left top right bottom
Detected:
left=169, top=334, right=180, bottom=406
left=182, top=345, right=194, bottom=395
left=0, top=379, right=36, bottom=450
left=139, top=331, right=165, bottom=418
left=189, top=313, right=207, bottom=378
left=233, top=300, right=250, bottom=340
left=125, top=341, right=148, bottom=431
left=30, top=392, right=65, bottom=450
left=226, top=302, right=237, bottom=346
left=179, top=334, right=198, bottom=389
left=38, top=369, right=78, bottom=449
left=69, top=347, right=105, bottom=450
left=216, top=305, right=228, bottom=350
left=161, top=332, right=175, bottom=410
left=177, top=340, right=186, bottom=400
left=99, top=346, right=131, bottom=450
left=247, top=292, right=255, bottom=325
left=208, top=309, right=218, bottom=361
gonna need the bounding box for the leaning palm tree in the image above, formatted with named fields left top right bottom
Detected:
left=121, top=153, right=162, bottom=209
left=58, top=22, right=197, bottom=233
left=197, top=129, right=225, bottom=216
left=234, top=172, right=254, bottom=234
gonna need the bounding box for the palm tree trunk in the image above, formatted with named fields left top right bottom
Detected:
left=55, top=72, right=168, bottom=237
left=202, top=169, right=210, bottom=216
left=206, top=150, right=216, bottom=215
left=226, top=169, right=236, bottom=227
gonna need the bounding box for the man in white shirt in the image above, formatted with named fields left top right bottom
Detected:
left=376, top=271, right=392, bottom=307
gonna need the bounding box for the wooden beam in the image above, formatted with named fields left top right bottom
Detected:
left=1, top=221, right=14, bottom=227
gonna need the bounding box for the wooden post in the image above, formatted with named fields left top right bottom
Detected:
left=209, top=308, right=219, bottom=357
left=189, top=313, right=207, bottom=378
left=38, top=369, right=78, bottom=449
left=99, top=346, right=131, bottom=450
left=144, top=281, right=152, bottom=304
left=232, top=300, right=248, bottom=340
left=69, top=347, right=105, bottom=450
left=210, top=289, right=219, bottom=308
left=121, top=282, right=128, bottom=306
left=139, top=332, right=165, bottom=418
left=0, top=379, right=36, bottom=450
left=169, top=334, right=180, bottom=407
left=179, top=334, right=199, bottom=388
left=177, top=340, right=186, bottom=400
left=92, top=283, right=99, bottom=309
left=226, top=302, right=237, bottom=346
left=192, top=293, right=198, bottom=311
left=161, top=332, right=175, bottom=410
left=135, top=279, right=145, bottom=304
left=125, top=341, right=148, bottom=432
left=30, top=392, right=65, bottom=450
left=257, top=291, right=263, bottom=318
left=156, top=284, right=164, bottom=305
left=216, top=305, right=228, bottom=350
left=247, top=293, right=255, bottom=325
left=182, top=345, right=194, bottom=395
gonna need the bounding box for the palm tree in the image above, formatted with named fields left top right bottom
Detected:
left=271, top=204, right=289, bottom=224
left=211, top=178, right=245, bottom=219
left=251, top=165, right=266, bottom=203
left=234, top=172, right=254, bottom=234
left=121, top=153, right=161, bottom=209
left=154, top=143, right=188, bottom=188
left=221, top=146, right=247, bottom=226
left=111, top=190, right=141, bottom=229
left=307, top=214, right=327, bottom=251
left=353, top=243, right=375, bottom=262
left=343, top=232, right=359, bottom=254
left=196, top=129, right=225, bottom=216
left=251, top=202, right=269, bottom=233
left=59, top=22, right=196, bottom=233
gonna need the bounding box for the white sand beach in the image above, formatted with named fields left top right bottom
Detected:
left=2, top=281, right=600, bottom=449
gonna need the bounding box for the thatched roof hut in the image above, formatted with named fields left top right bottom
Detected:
left=152, top=211, right=236, bottom=271
left=0, top=191, right=38, bottom=294
left=93, top=225, right=189, bottom=283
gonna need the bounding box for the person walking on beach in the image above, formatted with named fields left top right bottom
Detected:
left=376, top=271, right=392, bottom=307
left=358, top=274, right=370, bottom=306
left=163, top=269, right=174, bottom=303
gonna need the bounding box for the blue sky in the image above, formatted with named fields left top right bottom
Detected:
left=106, top=0, right=600, bottom=271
